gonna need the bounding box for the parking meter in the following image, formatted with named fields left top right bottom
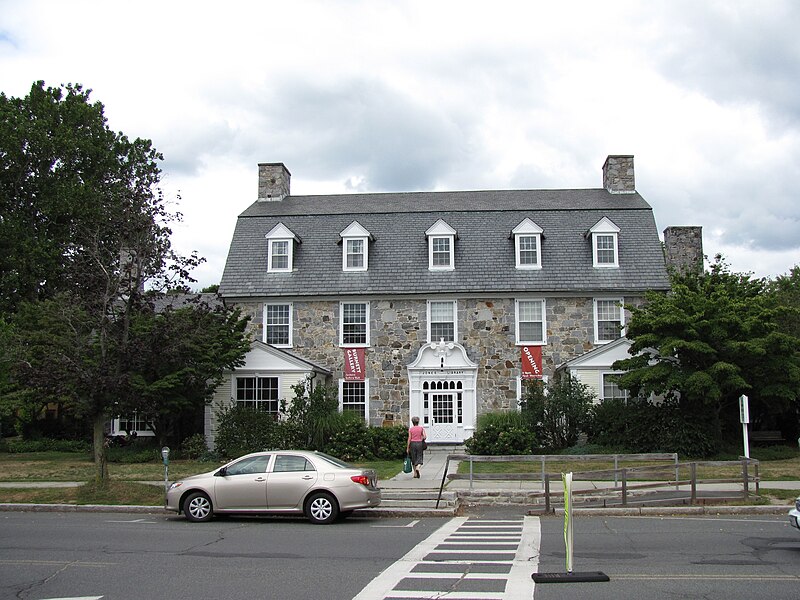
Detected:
left=161, top=447, right=170, bottom=498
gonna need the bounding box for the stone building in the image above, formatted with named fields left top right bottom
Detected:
left=208, top=155, right=701, bottom=445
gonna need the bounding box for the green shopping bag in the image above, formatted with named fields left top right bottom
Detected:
left=403, top=455, right=413, bottom=473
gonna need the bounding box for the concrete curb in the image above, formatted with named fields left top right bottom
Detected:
left=0, top=501, right=790, bottom=518
left=536, top=504, right=793, bottom=517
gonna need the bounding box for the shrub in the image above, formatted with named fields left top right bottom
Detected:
left=369, top=425, right=408, bottom=459
left=180, top=433, right=209, bottom=460
left=106, top=438, right=160, bottom=463
left=586, top=398, right=719, bottom=458
left=519, top=376, right=595, bottom=450
left=4, top=438, right=91, bottom=453
left=324, top=415, right=375, bottom=462
left=214, top=404, right=283, bottom=458
left=283, top=380, right=341, bottom=450
left=465, top=411, right=537, bottom=455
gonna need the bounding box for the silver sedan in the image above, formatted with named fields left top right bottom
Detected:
left=166, top=450, right=380, bottom=524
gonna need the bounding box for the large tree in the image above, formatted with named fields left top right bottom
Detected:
left=0, top=81, right=238, bottom=482
left=121, top=297, right=251, bottom=446
left=614, top=256, right=800, bottom=442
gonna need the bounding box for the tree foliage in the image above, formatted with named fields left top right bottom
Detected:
left=614, top=256, right=800, bottom=441
left=0, top=81, right=248, bottom=482
left=519, top=375, right=595, bottom=449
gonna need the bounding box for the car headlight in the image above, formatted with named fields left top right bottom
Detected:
left=168, top=482, right=183, bottom=492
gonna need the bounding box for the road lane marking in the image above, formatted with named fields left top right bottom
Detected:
left=353, top=516, right=541, bottom=599
left=0, top=560, right=112, bottom=568
left=372, top=519, right=420, bottom=528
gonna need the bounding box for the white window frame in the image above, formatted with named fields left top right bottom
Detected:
left=340, top=221, right=371, bottom=272
left=265, top=223, right=299, bottom=273
left=234, top=374, right=281, bottom=414
left=512, top=218, right=543, bottom=269
left=340, top=301, right=370, bottom=347
left=263, top=302, right=292, bottom=347
left=339, top=378, right=369, bottom=423
left=593, top=298, right=625, bottom=344
left=515, top=298, right=547, bottom=345
left=268, top=239, right=291, bottom=272
left=344, top=238, right=367, bottom=271
left=110, top=412, right=155, bottom=437
left=601, top=371, right=629, bottom=402
left=427, top=299, right=457, bottom=343
left=590, top=217, right=620, bottom=268
left=426, top=219, right=457, bottom=271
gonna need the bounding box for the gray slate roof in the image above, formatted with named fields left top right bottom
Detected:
left=219, top=188, right=670, bottom=298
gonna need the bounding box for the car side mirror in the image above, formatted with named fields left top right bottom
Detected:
left=215, top=467, right=227, bottom=477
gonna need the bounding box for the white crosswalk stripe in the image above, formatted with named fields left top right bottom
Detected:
left=353, top=516, right=541, bottom=600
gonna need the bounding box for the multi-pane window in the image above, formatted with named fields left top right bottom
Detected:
left=341, top=380, right=367, bottom=420
left=236, top=376, right=280, bottom=413
left=590, top=217, right=620, bottom=268
left=431, top=237, right=451, bottom=267
left=595, top=234, right=617, bottom=266
left=341, top=302, right=369, bottom=345
left=429, top=300, right=456, bottom=342
left=265, top=304, right=291, bottom=346
left=516, top=299, right=546, bottom=344
left=602, top=373, right=629, bottom=402
left=269, top=240, right=290, bottom=271
left=340, top=222, right=371, bottom=272
left=518, top=235, right=539, bottom=266
left=594, top=299, right=624, bottom=343
left=118, top=412, right=150, bottom=434
left=346, top=239, right=365, bottom=269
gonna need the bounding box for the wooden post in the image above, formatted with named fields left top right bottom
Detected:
left=544, top=473, right=551, bottom=513
left=690, top=462, right=697, bottom=505
left=621, top=468, right=627, bottom=506
left=742, top=458, right=749, bottom=500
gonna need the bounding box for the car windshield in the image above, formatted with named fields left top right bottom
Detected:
left=313, top=452, right=353, bottom=469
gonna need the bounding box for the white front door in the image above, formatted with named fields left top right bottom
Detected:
left=427, top=392, right=457, bottom=442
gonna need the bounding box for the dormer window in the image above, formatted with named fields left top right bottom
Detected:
left=512, top=218, right=543, bottom=269
left=340, top=221, right=372, bottom=272
left=265, top=223, right=300, bottom=273
left=589, top=217, right=620, bottom=268
left=426, top=219, right=457, bottom=271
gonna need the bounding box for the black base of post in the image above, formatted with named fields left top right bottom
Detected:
left=532, top=571, right=610, bottom=583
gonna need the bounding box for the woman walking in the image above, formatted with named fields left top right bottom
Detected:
left=406, top=416, right=427, bottom=478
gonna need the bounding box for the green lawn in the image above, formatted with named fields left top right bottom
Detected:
left=0, top=451, right=402, bottom=506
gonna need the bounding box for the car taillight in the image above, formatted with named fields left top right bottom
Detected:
left=351, top=475, right=370, bottom=486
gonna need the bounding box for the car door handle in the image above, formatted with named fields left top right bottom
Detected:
left=254, top=477, right=266, bottom=482
left=301, top=476, right=314, bottom=480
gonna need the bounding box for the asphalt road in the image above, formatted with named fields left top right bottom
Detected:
left=1, top=508, right=798, bottom=600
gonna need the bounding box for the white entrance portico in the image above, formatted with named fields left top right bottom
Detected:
left=407, top=340, right=478, bottom=443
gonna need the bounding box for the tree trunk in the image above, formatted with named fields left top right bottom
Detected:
left=92, top=413, right=109, bottom=485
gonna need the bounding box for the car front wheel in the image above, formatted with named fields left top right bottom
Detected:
left=305, top=492, right=339, bottom=524
left=184, top=492, right=213, bottom=522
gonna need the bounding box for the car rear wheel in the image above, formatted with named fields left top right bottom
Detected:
left=305, top=492, right=338, bottom=524
left=184, top=491, right=213, bottom=522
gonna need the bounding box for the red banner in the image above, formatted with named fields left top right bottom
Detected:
left=344, top=348, right=365, bottom=381
left=521, top=346, right=543, bottom=379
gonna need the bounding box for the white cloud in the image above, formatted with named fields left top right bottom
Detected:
left=2, top=0, right=799, bottom=288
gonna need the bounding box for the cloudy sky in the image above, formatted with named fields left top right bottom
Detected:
left=2, top=0, right=798, bottom=289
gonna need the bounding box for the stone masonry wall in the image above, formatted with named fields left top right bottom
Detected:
left=233, top=296, right=639, bottom=425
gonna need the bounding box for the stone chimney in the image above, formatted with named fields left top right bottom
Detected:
left=663, top=226, right=704, bottom=275
left=602, top=155, right=635, bottom=194
left=257, top=163, right=291, bottom=201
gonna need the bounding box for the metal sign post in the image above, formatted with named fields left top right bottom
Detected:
left=739, top=395, right=750, bottom=459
